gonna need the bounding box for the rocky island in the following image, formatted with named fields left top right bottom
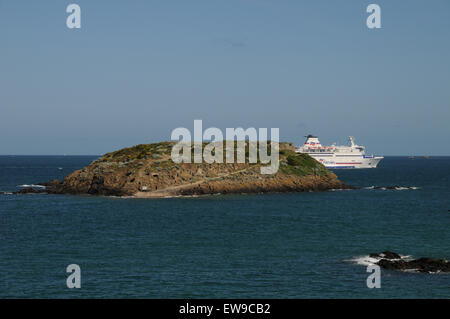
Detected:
left=17, top=141, right=352, bottom=198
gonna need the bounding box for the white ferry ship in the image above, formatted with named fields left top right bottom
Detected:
left=295, top=135, right=383, bottom=169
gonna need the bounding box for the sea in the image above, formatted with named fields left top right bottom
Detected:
left=0, top=156, right=449, bottom=298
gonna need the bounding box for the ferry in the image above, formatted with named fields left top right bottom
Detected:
left=295, top=135, right=383, bottom=169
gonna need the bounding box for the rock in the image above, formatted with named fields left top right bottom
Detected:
left=279, top=142, right=295, bottom=152
left=383, top=251, right=402, bottom=259
left=406, top=258, right=450, bottom=273
left=372, top=251, right=450, bottom=273
left=370, top=251, right=401, bottom=260
left=14, top=187, right=47, bottom=194
left=377, top=259, right=408, bottom=270
left=37, top=179, right=60, bottom=187
left=385, top=186, right=399, bottom=190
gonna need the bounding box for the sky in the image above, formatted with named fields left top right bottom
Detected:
left=0, top=0, right=449, bottom=155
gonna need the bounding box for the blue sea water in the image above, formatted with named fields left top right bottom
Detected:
left=0, top=156, right=449, bottom=298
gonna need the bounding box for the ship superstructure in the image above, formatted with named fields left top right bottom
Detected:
left=295, top=135, right=383, bottom=169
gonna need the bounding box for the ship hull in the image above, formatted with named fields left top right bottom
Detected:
left=299, top=154, right=383, bottom=169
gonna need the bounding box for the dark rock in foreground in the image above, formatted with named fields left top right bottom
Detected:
left=371, top=251, right=450, bottom=273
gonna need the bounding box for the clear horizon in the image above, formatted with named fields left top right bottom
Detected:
left=1, top=1, right=449, bottom=156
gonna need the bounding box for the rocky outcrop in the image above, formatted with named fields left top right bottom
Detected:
left=19, top=141, right=352, bottom=197
left=370, top=251, right=450, bottom=273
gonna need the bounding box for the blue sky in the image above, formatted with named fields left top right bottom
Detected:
left=1, top=0, right=449, bottom=155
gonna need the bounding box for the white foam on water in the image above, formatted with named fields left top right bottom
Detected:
left=347, top=254, right=412, bottom=267
left=347, top=255, right=380, bottom=266
left=363, top=186, right=420, bottom=191
left=402, top=255, right=413, bottom=260
left=17, top=184, right=46, bottom=189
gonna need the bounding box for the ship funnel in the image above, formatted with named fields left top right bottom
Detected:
left=304, top=135, right=321, bottom=147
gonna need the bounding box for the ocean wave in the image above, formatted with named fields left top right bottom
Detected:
left=16, top=184, right=46, bottom=189
left=363, top=186, right=420, bottom=191
left=346, top=255, right=381, bottom=266
left=346, top=254, right=412, bottom=266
